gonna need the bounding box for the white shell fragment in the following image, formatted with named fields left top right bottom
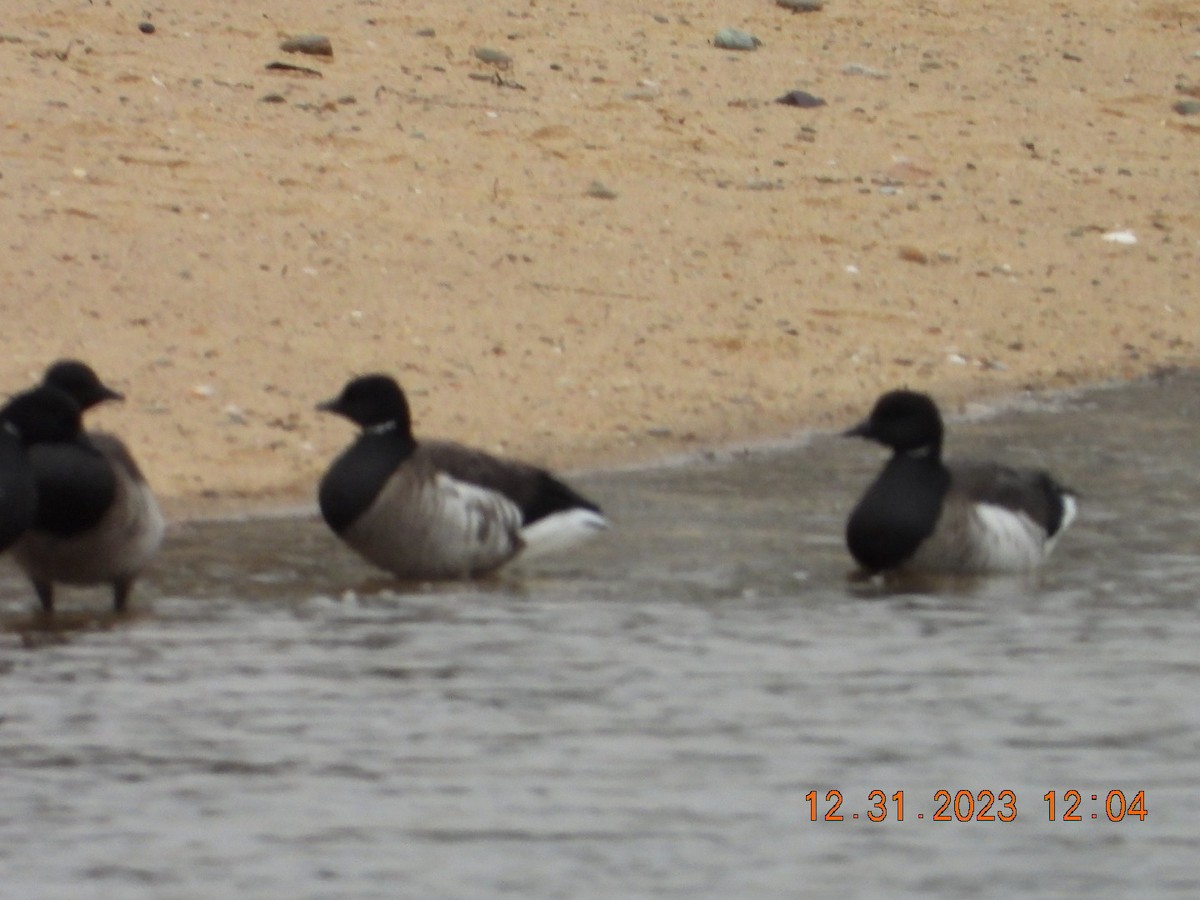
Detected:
left=1101, top=230, right=1137, bottom=245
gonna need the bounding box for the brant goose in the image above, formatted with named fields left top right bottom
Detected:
left=844, top=389, right=1077, bottom=575
left=11, top=361, right=165, bottom=613
left=0, top=386, right=85, bottom=553
left=317, top=374, right=609, bottom=580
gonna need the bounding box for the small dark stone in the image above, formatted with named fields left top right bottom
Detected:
left=265, top=61, right=323, bottom=78
left=585, top=181, right=618, bottom=200
left=280, top=34, right=333, bottom=57
left=138, top=21, right=155, bottom=35
left=775, top=90, right=826, bottom=108
left=260, top=93, right=287, bottom=104
left=1173, top=99, right=1200, bottom=116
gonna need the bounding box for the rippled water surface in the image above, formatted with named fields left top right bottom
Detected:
left=2, top=372, right=1199, bottom=898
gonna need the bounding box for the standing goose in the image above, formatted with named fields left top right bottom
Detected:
left=844, top=389, right=1077, bottom=575
left=0, top=386, right=85, bottom=553
left=317, top=374, right=609, bottom=580
left=11, top=361, right=165, bottom=613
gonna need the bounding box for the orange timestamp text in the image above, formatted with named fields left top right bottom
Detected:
left=806, top=789, right=1147, bottom=823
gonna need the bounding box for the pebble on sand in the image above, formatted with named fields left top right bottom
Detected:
left=843, top=63, right=889, bottom=79
left=775, top=90, right=827, bottom=108
left=473, top=47, right=513, bottom=69
left=585, top=181, right=618, bottom=200
left=279, top=34, right=333, bottom=57
left=776, top=0, right=825, bottom=10
left=713, top=29, right=762, bottom=51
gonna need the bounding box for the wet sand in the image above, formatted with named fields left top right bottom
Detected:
left=1, top=0, right=1196, bottom=515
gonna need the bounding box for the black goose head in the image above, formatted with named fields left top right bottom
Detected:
left=845, top=389, right=944, bottom=457
left=317, top=374, right=414, bottom=438
left=42, top=359, right=124, bottom=410
left=0, top=386, right=83, bottom=446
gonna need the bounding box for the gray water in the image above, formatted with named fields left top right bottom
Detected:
left=1, top=371, right=1198, bottom=899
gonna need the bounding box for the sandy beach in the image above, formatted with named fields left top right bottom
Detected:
left=1, top=0, right=1196, bottom=517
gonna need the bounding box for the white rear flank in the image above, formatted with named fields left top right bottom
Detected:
left=968, top=503, right=1053, bottom=571
left=518, top=508, right=611, bottom=561
left=909, top=500, right=1070, bottom=574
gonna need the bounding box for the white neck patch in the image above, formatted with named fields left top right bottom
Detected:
left=364, top=420, right=399, bottom=436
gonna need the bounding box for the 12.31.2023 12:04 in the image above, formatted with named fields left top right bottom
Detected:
left=805, top=789, right=1147, bottom=823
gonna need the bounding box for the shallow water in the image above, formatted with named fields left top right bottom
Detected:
left=1, top=371, right=1198, bottom=898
